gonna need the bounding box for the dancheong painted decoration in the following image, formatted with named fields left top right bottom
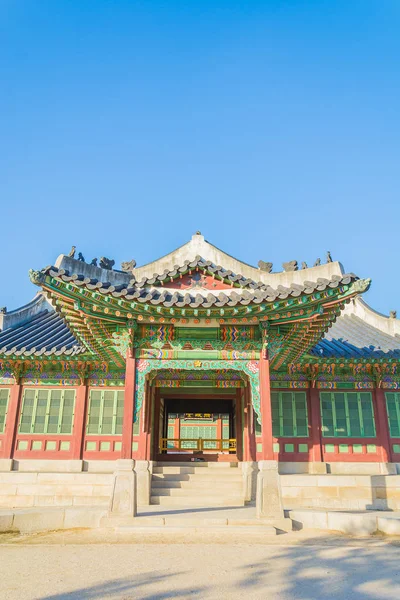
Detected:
left=0, top=232, right=399, bottom=467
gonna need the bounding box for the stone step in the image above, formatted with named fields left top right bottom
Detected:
left=152, top=487, right=244, bottom=497
left=150, top=495, right=245, bottom=507
left=153, top=466, right=242, bottom=476
left=155, top=461, right=239, bottom=469
left=114, top=525, right=277, bottom=536
left=151, top=479, right=243, bottom=490
left=152, top=473, right=243, bottom=482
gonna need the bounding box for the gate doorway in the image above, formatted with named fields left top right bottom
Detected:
left=157, top=395, right=238, bottom=461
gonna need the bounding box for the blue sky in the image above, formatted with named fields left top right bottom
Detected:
left=1, top=1, right=399, bottom=314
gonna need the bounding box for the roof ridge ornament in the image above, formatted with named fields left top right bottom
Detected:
left=29, top=269, right=46, bottom=285
left=283, top=260, right=298, bottom=272
left=121, top=259, right=137, bottom=273
left=352, top=278, right=372, bottom=293
left=258, top=260, right=273, bottom=273
left=99, top=257, right=115, bottom=270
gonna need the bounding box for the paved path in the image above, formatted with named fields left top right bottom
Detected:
left=1, top=530, right=400, bottom=599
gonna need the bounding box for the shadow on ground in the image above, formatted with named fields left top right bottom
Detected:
left=41, top=570, right=205, bottom=600
left=34, top=531, right=400, bottom=600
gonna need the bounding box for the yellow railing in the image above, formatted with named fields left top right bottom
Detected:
left=159, top=438, right=237, bottom=453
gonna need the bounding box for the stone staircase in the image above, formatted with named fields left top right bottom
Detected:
left=150, top=461, right=245, bottom=507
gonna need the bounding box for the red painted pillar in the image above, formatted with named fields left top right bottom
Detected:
left=121, top=350, right=136, bottom=459
left=236, top=388, right=244, bottom=461
left=243, top=384, right=257, bottom=461
left=2, top=382, right=22, bottom=459
left=134, top=381, right=151, bottom=460
left=71, top=383, right=88, bottom=460
left=374, top=387, right=392, bottom=463
left=309, top=386, right=323, bottom=462
left=259, top=351, right=274, bottom=461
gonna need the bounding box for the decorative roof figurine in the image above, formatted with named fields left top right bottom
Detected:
left=77, top=252, right=85, bottom=262
left=68, top=246, right=76, bottom=258
left=390, top=311, right=397, bottom=319
left=326, top=251, right=333, bottom=263
left=314, top=258, right=321, bottom=267
left=121, top=259, right=137, bottom=273
left=258, top=260, right=273, bottom=273
left=283, top=260, right=298, bottom=272
left=301, top=262, right=308, bottom=270
left=99, top=257, right=115, bottom=270
left=90, top=258, right=97, bottom=266
left=0, top=307, right=6, bottom=314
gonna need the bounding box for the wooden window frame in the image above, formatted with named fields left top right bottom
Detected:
left=19, top=388, right=76, bottom=435
left=385, top=392, right=400, bottom=438
left=86, top=389, right=124, bottom=436
left=320, top=391, right=376, bottom=438
left=0, top=388, right=10, bottom=434
left=271, top=391, right=309, bottom=438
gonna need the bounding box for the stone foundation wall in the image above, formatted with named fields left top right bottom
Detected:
left=2, top=459, right=400, bottom=512
left=281, top=474, right=400, bottom=510
left=0, top=472, right=113, bottom=509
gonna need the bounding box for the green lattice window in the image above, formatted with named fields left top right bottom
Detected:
left=385, top=392, right=400, bottom=437
left=180, top=424, right=217, bottom=449
left=320, top=392, right=375, bottom=438
left=86, top=390, right=124, bottom=435
left=0, top=389, right=10, bottom=433
left=271, top=392, right=308, bottom=437
left=167, top=417, right=176, bottom=448
left=19, top=389, right=75, bottom=434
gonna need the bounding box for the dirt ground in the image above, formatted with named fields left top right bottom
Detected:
left=1, top=529, right=400, bottom=599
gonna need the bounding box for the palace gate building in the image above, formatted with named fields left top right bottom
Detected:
left=1, top=232, right=400, bottom=520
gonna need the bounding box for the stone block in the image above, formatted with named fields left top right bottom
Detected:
left=109, top=459, right=137, bottom=517
left=17, top=484, right=57, bottom=497
left=376, top=475, right=400, bottom=488
left=256, top=460, right=284, bottom=520
left=54, top=484, right=94, bottom=496
left=280, top=475, right=318, bottom=487
left=0, top=483, right=17, bottom=495
left=0, top=459, right=13, bottom=472
left=339, top=487, right=373, bottom=501
left=328, top=462, right=395, bottom=476
left=377, top=516, right=400, bottom=534
left=317, top=475, right=357, bottom=487
left=72, top=496, right=109, bottom=506
left=63, top=508, right=107, bottom=529
left=327, top=512, right=377, bottom=535
left=13, top=509, right=65, bottom=533
left=34, top=495, right=73, bottom=507
left=0, top=513, right=14, bottom=532
left=83, top=460, right=117, bottom=473
left=14, top=460, right=83, bottom=473
left=372, top=499, right=395, bottom=511
left=282, top=486, right=302, bottom=499
left=0, top=472, right=37, bottom=484
left=134, top=461, right=152, bottom=506
left=241, top=461, right=258, bottom=502
left=1, top=495, right=35, bottom=508
left=302, top=486, right=339, bottom=499
left=288, top=509, right=328, bottom=530
left=309, top=463, right=328, bottom=474
left=33, top=495, right=55, bottom=506
left=278, top=462, right=309, bottom=475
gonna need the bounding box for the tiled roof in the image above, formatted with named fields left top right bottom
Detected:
left=0, top=309, right=85, bottom=357
left=311, top=314, right=400, bottom=358
left=42, top=263, right=360, bottom=308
